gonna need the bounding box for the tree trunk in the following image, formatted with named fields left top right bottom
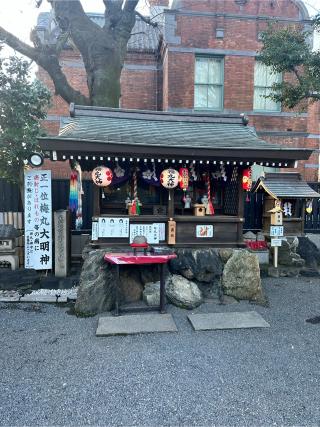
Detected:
left=86, top=52, right=123, bottom=107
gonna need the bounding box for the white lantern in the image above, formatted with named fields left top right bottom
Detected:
left=92, top=166, right=113, bottom=187
left=160, top=168, right=179, bottom=189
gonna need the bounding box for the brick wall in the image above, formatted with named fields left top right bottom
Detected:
left=39, top=0, right=319, bottom=181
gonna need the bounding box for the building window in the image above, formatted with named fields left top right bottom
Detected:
left=194, top=57, right=224, bottom=110
left=253, top=61, right=281, bottom=111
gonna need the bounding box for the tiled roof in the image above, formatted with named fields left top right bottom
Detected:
left=52, top=106, right=296, bottom=152
left=37, top=12, right=161, bottom=53
left=253, top=173, right=320, bottom=199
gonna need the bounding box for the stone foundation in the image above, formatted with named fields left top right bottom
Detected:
left=75, top=245, right=266, bottom=316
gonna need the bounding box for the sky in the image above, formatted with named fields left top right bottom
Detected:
left=0, top=0, right=319, bottom=58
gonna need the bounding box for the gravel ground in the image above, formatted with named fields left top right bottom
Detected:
left=0, top=276, right=320, bottom=427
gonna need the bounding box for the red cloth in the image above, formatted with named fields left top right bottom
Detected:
left=104, top=253, right=177, bottom=265
left=245, top=241, right=268, bottom=251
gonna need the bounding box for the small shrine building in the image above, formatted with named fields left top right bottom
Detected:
left=39, top=104, right=313, bottom=248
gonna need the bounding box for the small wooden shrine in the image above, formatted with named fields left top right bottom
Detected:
left=252, top=173, right=320, bottom=236
left=39, top=105, right=313, bottom=248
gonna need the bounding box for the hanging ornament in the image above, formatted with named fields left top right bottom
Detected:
left=184, top=194, right=192, bottom=209
left=242, top=168, right=252, bottom=203
left=179, top=168, right=189, bottom=191
left=160, top=168, right=179, bottom=189
left=114, top=161, right=125, bottom=179
left=130, top=168, right=141, bottom=215
left=212, top=170, right=222, bottom=179
left=220, top=163, right=227, bottom=181
left=189, top=164, right=198, bottom=181
left=69, top=161, right=84, bottom=230
left=206, top=174, right=215, bottom=215
left=142, top=161, right=159, bottom=186
left=306, top=199, right=313, bottom=214
left=283, top=201, right=292, bottom=217
left=69, top=170, right=78, bottom=212
left=242, top=168, right=252, bottom=191
left=92, top=166, right=113, bottom=187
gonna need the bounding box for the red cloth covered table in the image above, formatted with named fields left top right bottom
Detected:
left=104, top=252, right=177, bottom=315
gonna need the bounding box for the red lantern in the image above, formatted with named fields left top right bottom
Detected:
left=179, top=168, right=189, bottom=191
left=242, top=168, right=252, bottom=191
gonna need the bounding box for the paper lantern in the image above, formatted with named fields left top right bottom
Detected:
left=242, top=168, right=252, bottom=191
left=179, top=168, right=189, bottom=191
left=306, top=199, right=313, bottom=214
left=92, top=166, right=113, bottom=187
left=160, top=168, right=179, bottom=189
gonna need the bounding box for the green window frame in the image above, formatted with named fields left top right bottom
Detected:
left=194, top=56, right=224, bottom=111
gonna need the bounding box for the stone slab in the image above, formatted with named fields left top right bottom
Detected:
left=188, top=311, right=270, bottom=331
left=96, top=313, right=178, bottom=336
left=19, top=295, right=68, bottom=303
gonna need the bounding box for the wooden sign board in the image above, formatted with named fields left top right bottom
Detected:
left=270, top=225, right=284, bottom=237
left=270, top=212, right=283, bottom=226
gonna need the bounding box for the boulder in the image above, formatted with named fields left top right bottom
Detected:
left=143, top=281, right=161, bottom=306
left=118, top=268, right=143, bottom=303
left=169, top=248, right=223, bottom=283
left=222, top=250, right=264, bottom=301
left=166, top=274, right=203, bottom=309
left=75, top=248, right=147, bottom=316
left=243, top=231, right=256, bottom=241
left=218, top=248, right=234, bottom=264
left=276, top=238, right=305, bottom=268
left=75, top=249, right=115, bottom=316
left=297, top=236, right=320, bottom=276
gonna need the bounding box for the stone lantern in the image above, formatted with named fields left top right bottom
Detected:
left=0, top=225, right=20, bottom=270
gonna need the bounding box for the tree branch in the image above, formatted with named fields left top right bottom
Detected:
left=0, top=25, right=89, bottom=105
left=0, top=26, right=38, bottom=61
left=135, top=10, right=159, bottom=28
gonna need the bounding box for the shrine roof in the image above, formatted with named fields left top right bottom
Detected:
left=39, top=105, right=313, bottom=165
left=252, top=173, right=320, bottom=199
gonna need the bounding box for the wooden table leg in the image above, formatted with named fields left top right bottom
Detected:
left=115, top=264, right=120, bottom=316
left=159, top=263, right=166, bottom=314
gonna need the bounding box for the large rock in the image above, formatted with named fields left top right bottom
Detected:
left=276, top=238, right=305, bottom=268
left=143, top=281, right=161, bottom=306
left=169, top=248, right=223, bottom=283
left=166, top=274, right=203, bottom=309
left=75, top=248, right=146, bottom=316
left=218, top=248, right=234, bottom=264
left=75, top=249, right=115, bottom=316
left=118, top=268, right=143, bottom=303
left=297, top=236, right=320, bottom=276
left=222, top=250, right=264, bottom=301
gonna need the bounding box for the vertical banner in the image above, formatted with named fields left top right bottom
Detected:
left=24, top=170, right=52, bottom=270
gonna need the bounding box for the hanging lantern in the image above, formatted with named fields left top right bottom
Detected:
left=92, top=166, right=113, bottom=187
left=160, top=168, right=179, bottom=189
left=242, top=168, right=252, bottom=191
left=306, top=199, right=313, bottom=214
left=179, top=168, right=189, bottom=191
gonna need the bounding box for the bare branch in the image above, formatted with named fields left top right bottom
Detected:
left=0, top=26, right=38, bottom=61
left=135, top=10, right=158, bottom=28
left=0, top=25, right=89, bottom=105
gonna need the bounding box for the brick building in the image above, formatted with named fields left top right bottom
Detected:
left=37, top=0, right=319, bottom=181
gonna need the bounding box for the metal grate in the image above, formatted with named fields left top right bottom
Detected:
left=224, top=167, right=239, bottom=215
left=0, top=260, right=11, bottom=268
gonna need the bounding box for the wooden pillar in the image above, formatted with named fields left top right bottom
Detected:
left=168, top=189, right=174, bottom=218
left=93, top=185, right=100, bottom=217
left=237, top=173, right=244, bottom=243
